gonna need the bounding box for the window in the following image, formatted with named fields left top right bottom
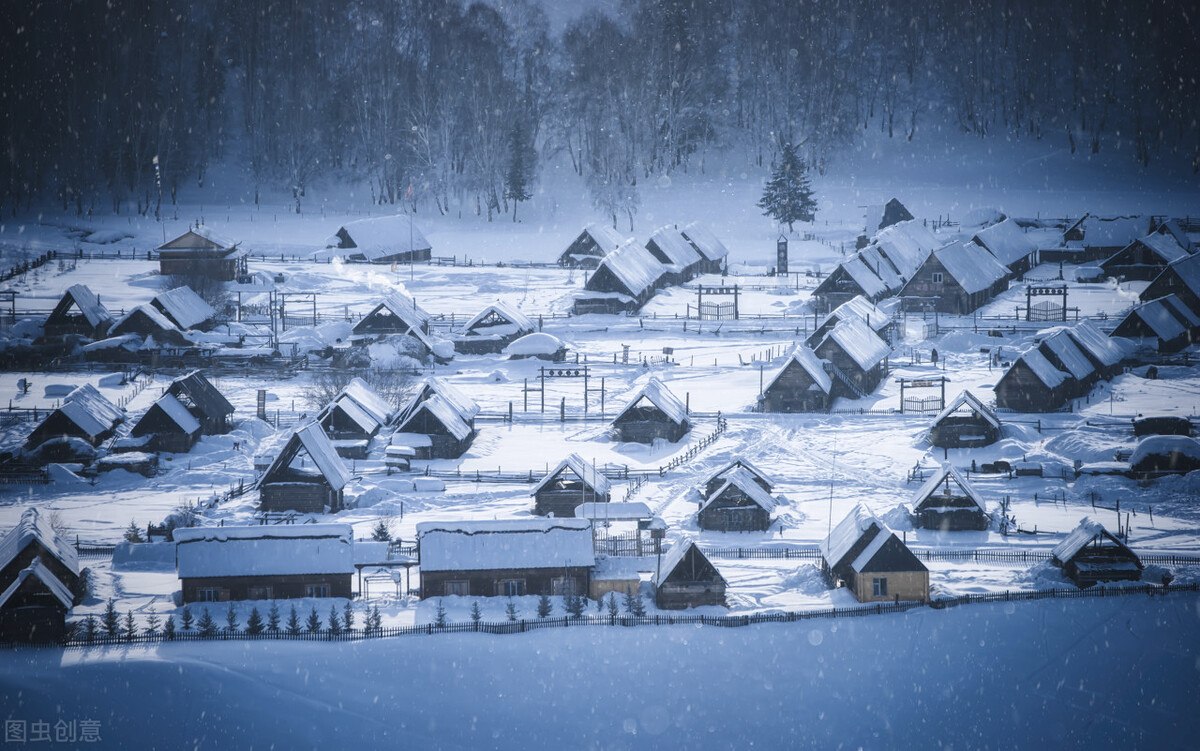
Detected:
left=247, top=586, right=273, bottom=600
left=872, top=578, right=888, bottom=597
left=932, top=272, right=944, bottom=284
left=498, top=579, right=526, bottom=597
left=305, top=584, right=331, bottom=598
left=196, top=588, right=221, bottom=602
left=551, top=577, right=579, bottom=596
left=444, top=580, right=469, bottom=597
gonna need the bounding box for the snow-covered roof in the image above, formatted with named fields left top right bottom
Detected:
left=151, top=287, right=216, bottom=329
left=1129, top=435, right=1200, bottom=466
left=111, top=304, right=180, bottom=335
left=849, top=529, right=898, bottom=574
left=0, top=558, right=74, bottom=611
left=339, top=378, right=393, bottom=426
left=149, top=393, right=202, bottom=435
left=857, top=245, right=904, bottom=289
left=80, top=334, right=140, bottom=353
left=504, top=332, right=565, bottom=356
left=932, top=240, right=1011, bottom=294
left=820, top=503, right=880, bottom=568
left=416, top=518, right=595, bottom=572
left=1131, top=232, right=1192, bottom=265
left=0, top=508, right=79, bottom=575
left=159, top=225, right=239, bottom=251
left=700, top=466, right=778, bottom=513
left=593, top=239, right=665, bottom=297
left=574, top=502, right=652, bottom=522
left=399, top=377, right=479, bottom=425
left=1016, top=349, right=1070, bottom=389
left=1154, top=254, right=1200, bottom=298
left=328, top=215, right=431, bottom=261
left=461, top=301, right=535, bottom=337
left=973, top=219, right=1036, bottom=267
left=1051, top=517, right=1135, bottom=564
left=1064, top=319, right=1131, bottom=367
left=824, top=295, right=891, bottom=334
left=1039, top=331, right=1095, bottom=380
left=647, top=227, right=703, bottom=268
left=653, top=536, right=724, bottom=587
left=680, top=222, right=730, bottom=262
left=169, top=371, right=234, bottom=420
left=402, top=394, right=473, bottom=442
left=379, top=293, right=432, bottom=331
left=260, top=422, right=352, bottom=491
left=174, top=524, right=354, bottom=578
left=52, top=384, right=124, bottom=439
left=820, top=317, right=891, bottom=372
left=532, top=453, right=612, bottom=497
left=932, top=390, right=1000, bottom=430
left=912, top=463, right=986, bottom=512
left=764, top=345, right=832, bottom=395
left=1080, top=216, right=1152, bottom=248
left=705, top=459, right=776, bottom=492
left=839, top=257, right=889, bottom=298
left=579, top=223, right=628, bottom=254
left=871, top=220, right=938, bottom=279
left=57, top=284, right=111, bottom=328
left=1124, top=297, right=1189, bottom=341
left=614, top=377, right=689, bottom=426
left=320, top=394, right=380, bottom=435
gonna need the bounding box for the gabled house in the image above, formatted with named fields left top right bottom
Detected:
left=697, top=467, right=778, bottom=532
left=1112, top=295, right=1200, bottom=352
left=258, top=423, right=352, bottom=513
left=416, top=519, right=595, bottom=598
left=575, top=239, right=665, bottom=314
left=317, top=383, right=392, bottom=459
left=127, top=393, right=202, bottom=453
left=1051, top=518, right=1142, bottom=588
left=0, top=559, right=75, bottom=642
left=611, top=378, right=689, bottom=443
left=397, top=377, right=480, bottom=428
left=810, top=256, right=890, bottom=312
left=812, top=317, right=891, bottom=398
left=701, top=459, right=775, bottom=499
left=870, top=220, right=939, bottom=281
left=759, top=345, right=833, bottom=413
left=898, top=240, right=1011, bottom=314
left=972, top=218, right=1038, bottom=276
left=43, top=284, right=112, bottom=340
left=394, top=394, right=475, bottom=459
left=653, top=537, right=726, bottom=609
left=108, top=304, right=189, bottom=346
left=994, top=349, right=1072, bottom=412
left=0, top=508, right=82, bottom=605
left=865, top=198, right=915, bottom=235
left=352, top=293, right=432, bottom=338
left=25, top=384, right=124, bottom=450
left=174, top=523, right=354, bottom=603
left=454, top=301, right=536, bottom=355
left=1141, top=254, right=1200, bottom=317
left=558, top=223, right=628, bottom=268
left=166, top=371, right=234, bottom=434
left=1063, top=215, right=1153, bottom=262
left=316, top=215, right=432, bottom=264
left=911, top=464, right=989, bottom=531
left=812, top=220, right=937, bottom=312
left=645, top=226, right=703, bottom=284
left=679, top=222, right=730, bottom=275
left=150, top=286, right=217, bottom=331
left=929, top=390, right=1001, bottom=448
left=806, top=295, right=893, bottom=349
left=1100, top=233, right=1193, bottom=281
left=1062, top=320, right=1130, bottom=378
left=157, top=225, right=246, bottom=281
left=532, top=453, right=612, bottom=517
left=1036, top=329, right=1097, bottom=397
left=821, top=504, right=928, bottom=603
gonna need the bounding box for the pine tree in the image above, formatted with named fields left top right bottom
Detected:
left=757, top=143, right=817, bottom=232
left=246, top=607, right=265, bottom=635
left=181, top=606, right=193, bottom=631
left=433, top=601, right=447, bottom=628
left=162, top=615, right=176, bottom=640
left=102, top=599, right=120, bottom=636
left=83, top=614, right=98, bottom=642
left=622, top=587, right=636, bottom=615
left=267, top=602, right=281, bottom=633
left=342, top=601, right=355, bottom=633
left=225, top=603, right=239, bottom=633
left=470, top=601, right=482, bottom=624
left=197, top=608, right=217, bottom=636
left=370, top=518, right=391, bottom=541
left=328, top=605, right=342, bottom=635
left=286, top=605, right=302, bottom=636
left=596, top=594, right=604, bottom=614
left=145, top=609, right=161, bottom=635
left=537, top=592, right=553, bottom=619
left=123, top=520, right=144, bottom=544
left=123, top=610, right=137, bottom=641
left=306, top=606, right=322, bottom=634
left=606, top=593, right=619, bottom=618
left=505, top=598, right=519, bottom=622
left=566, top=594, right=584, bottom=618
left=369, top=605, right=382, bottom=635
left=630, top=590, right=646, bottom=617
left=505, top=114, right=536, bottom=222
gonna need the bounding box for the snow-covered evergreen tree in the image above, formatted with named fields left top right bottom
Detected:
left=225, top=603, right=239, bottom=633
left=123, top=610, right=137, bottom=641
left=505, top=598, right=519, bottom=622
left=144, top=609, right=161, bottom=635
left=370, top=518, right=391, bottom=542
left=267, top=602, right=281, bottom=633
left=470, top=601, right=483, bottom=624
left=505, top=114, right=536, bottom=222
left=433, top=601, right=448, bottom=628
left=536, top=592, right=553, bottom=618
left=123, top=520, right=144, bottom=544
left=162, top=614, right=176, bottom=640
left=606, top=593, right=620, bottom=618
left=342, top=602, right=355, bottom=633
left=246, top=607, right=264, bottom=635
left=328, top=605, right=342, bottom=635
left=181, top=606, right=193, bottom=631
left=102, top=599, right=119, bottom=636
left=286, top=605, right=301, bottom=636
left=757, top=143, right=817, bottom=232
left=197, top=608, right=217, bottom=637
left=305, top=607, right=322, bottom=634
left=83, top=614, right=98, bottom=642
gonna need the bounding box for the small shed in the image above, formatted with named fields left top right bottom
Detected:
left=532, top=453, right=612, bottom=517
left=257, top=423, right=352, bottom=512
left=1099, top=233, right=1193, bottom=282
left=393, top=394, right=475, bottom=459
left=157, top=225, right=246, bottom=281
left=574, top=502, right=654, bottom=529
left=174, top=523, right=354, bottom=602
left=505, top=332, right=567, bottom=362
left=1129, top=435, right=1200, bottom=477
left=1141, top=254, right=1200, bottom=317
left=697, top=467, right=777, bottom=532
left=0, top=559, right=75, bottom=643
left=1051, top=518, right=1142, bottom=588
left=653, top=537, right=726, bottom=609
left=43, top=284, right=112, bottom=340
left=813, top=317, right=891, bottom=398
left=318, top=377, right=393, bottom=442
left=25, top=384, right=124, bottom=450
left=352, top=293, right=432, bottom=338
left=316, top=215, right=432, bottom=264
left=701, top=459, right=775, bottom=499
left=760, top=345, right=833, bottom=413
left=994, top=349, right=1072, bottom=412
left=397, top=377, right=479, bottom=427
left=416, top=518, right=595, bottom=598
left=589, top=556, right=645, bottom=602
left=558, top=223, right=628, bottom=268
left=929, top=390, right=1001, bottom=448
left=898, top=240, right=1011, bottom=314
left=910, top=464, right=989, bottom=531
left=611, top=378, right=690, bottom=443
left=645, top=226, right=703, bottom=284
left=1133, top=416, right=1192, bottom=438
left=454, top=301, right=536, bottom=354
left=128, top=393, right=202, bottom=453
left=972, top=218, right=1038, bottom=276
left=0, top=508, right=82, bottom=604
left=166, top=370, right=234, bottom=434
left=1112, top=295, right=1200, bottom=352
left=821, top=504, right=928, bottom=603
left=679, top=222, right=730, bottom=275
left=575, top=239, right=666, bottom=314
left=150, top=286, right=217, bottom=330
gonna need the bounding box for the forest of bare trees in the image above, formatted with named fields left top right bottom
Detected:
left=1, top=0, right=1195, bottom=221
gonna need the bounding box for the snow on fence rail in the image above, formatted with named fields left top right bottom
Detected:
left=31, top=581, right=1200, bottom=650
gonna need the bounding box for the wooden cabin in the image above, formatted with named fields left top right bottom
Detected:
left=416, top=519, right=595, bottom=599
left=1112, top=295, right=1200, bottom=352
left=811, top=256, right=890, bottom=312
left=898, top=240, right=1011, bottom=314
left=645, top=226, right=703, bottom=284
left=611, top=378, right=689, bottom=443
left=127, top=393, right=202, bottom=453
left=574, top=239, right=665, bottom=314
left=1036, top=330, right=1097, bottom=398
left=43, top=284, right=112, bottom=340
left=532, top=454, right=612, bottom=517
left=316, top=215, right=432, bottom=264
left=157, top=226, right=246, bottom=281
left=679, top=222, right=730, bottom=275
left=25, top=384, right=124, bottom=451
left=394, top=394, right=475, bottom=459
left=911, top=464, right=989, bottom=531
left=1051, top=518, right=1141, bottom=588
left=1063, top=215, right=1153, bottom=262
left=108, top=304, right=188, bottom=345
left=1141, top=254, right=1200, bottom=317
left=1128, top=436, right=1200, bottom=477
left=653, top=537, right=726, bottom=609
left=812, top=221, right=937, bottom=312
left=806, top=296, right=893, bottom=349
left=701, top=459, right=775, bottom=500
left=865, top=198, right=915, bottom=235
left=174, top=523, right=353, bottom=603
left=150, top=286, right=217, bottom=330
left=994, top=350, right=1072, bottom=412
left=0, top=560, right=75, bottom=643
left=1100, top=233, right=1193, bottom=282
left=589, top=556, right=645, bottom=602
left=352, top=294, right=432, bottom=338
left=0, top=508, right=82, bottom=606
left=257, top=423, right=352, bottom=513
left=166, top=370, right=234, bottom=434
left=759, top=346, right=833, bottom=413
left=929, top=390, right=1001, bottom=448
left=812, top=317, right=891, bottom=398
left=697, top=467, right=777, bottom=532
left=1064, top=320, right=1130, bottom=379
left=397, top=377, right=480, bottom=428
left=821, top=504, right=928, bottom=603
left=558, top=223, right=628, bottom=268
left=317, top=378, right=393, bottom=442
left=972, top=218, right=1037, bottom=276
left=454, top=301, right=535, bottom=355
